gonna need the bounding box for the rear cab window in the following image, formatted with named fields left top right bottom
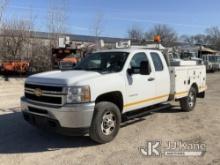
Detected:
left=150, top=52, right=164, bottom=71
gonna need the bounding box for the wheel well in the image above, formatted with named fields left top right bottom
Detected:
left=95, top=91, right=123, bottom=112
left=191, top=83, right=199, bottom=94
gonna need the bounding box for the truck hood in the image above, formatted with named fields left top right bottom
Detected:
left=26, top=70, right=101, bottom=86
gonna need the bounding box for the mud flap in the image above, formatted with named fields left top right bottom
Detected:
left=197, top=91, right=205, bottom=98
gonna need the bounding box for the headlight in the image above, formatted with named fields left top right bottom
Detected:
left=65, top=86, right=91, bottom=103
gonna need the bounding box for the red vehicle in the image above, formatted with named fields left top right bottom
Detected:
left=1, top=60, right=29, bottom=74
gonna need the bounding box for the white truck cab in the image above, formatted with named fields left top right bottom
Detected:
left=214, top=55, right=220, bottom=71
left=21, top=48, right=207, bottom=143
left=203, top=55, right=218, bottom=72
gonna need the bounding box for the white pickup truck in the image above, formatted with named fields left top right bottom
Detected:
left=21, top=48, right=207, bottom=143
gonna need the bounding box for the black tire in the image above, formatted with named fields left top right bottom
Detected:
left=180, top=86, right=197, bottom=112
left=89, top=101, right=121, bottom=144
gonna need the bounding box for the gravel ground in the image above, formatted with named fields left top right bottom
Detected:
left=0, top=74, right=219, bottom=165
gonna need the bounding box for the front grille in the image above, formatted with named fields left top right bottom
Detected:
left=25, top=83, right=64, bottom=105
left=25, top=83, right=63, bottom=92
left=25, top=93, right=62, bottom=105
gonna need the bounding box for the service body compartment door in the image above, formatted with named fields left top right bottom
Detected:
left=170, top=65, right=206, bottom=99
left=174, top=68, right=189, bottom=98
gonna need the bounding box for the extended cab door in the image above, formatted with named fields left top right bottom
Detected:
left=149, top=51, right=170, bottom=102
left=124, top=52, right=156, bottom=112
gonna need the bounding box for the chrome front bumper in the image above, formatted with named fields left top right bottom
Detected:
left=21, top=97, right=95, bottom=128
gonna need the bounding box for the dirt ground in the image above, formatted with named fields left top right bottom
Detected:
left=0, top=73, right=219, bottom=165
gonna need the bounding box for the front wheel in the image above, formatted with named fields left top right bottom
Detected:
left=180, top=86, right=197, bottom=112
left=89, top=101, right=121, bottom=144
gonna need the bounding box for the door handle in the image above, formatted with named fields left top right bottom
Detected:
left=148, top=77, right=155, bottom=81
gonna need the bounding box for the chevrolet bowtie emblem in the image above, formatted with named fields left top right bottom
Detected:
left=34, top=88, right=43, bottom=97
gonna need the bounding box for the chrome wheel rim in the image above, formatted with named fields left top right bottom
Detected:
left=101, top=111, right=116, bottom=135
left=188, top=91, right=195, bottom=108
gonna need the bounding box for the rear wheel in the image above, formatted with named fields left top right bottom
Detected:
left=180, top=86, right=197, bottom=112
left=89, top=101, right=121, bottom=144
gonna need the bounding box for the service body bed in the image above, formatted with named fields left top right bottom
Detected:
left=169, top=65, right=206, bottom=99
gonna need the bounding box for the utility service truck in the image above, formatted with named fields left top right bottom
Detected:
left=21, top=48, right=207, bottom=143
left=202, top=55, right=218, bottom=72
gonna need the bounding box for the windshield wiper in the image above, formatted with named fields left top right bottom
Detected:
left=73, top=68, right=101, bottom=72
left=73, top=67, right=83, bottom=70
left=74, top=67, right=117, bottom=73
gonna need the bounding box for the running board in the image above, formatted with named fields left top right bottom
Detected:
left=122, top=104, right=171, bottom=121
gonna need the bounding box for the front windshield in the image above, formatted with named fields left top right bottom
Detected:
left=209, top=56, right=216, bottom=62
left=180, top=52, right=196, bottom=59
left=74, top=52, right=129, bottom=73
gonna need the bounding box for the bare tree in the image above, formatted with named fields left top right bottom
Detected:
left=127, top=25, right=144, bottom=42
left=91, top=13, right=104, bottom=48
left=30, top=39, right=51, bottom=72
left=180, top=27, right=220, bottom=50
left=206, top=27, right=220, bottom=50
left=145, top=24, right=178, bottom=47
left=92, top=13, right=104, bottom=37
left=194, top=34, right=207, bottom=45
left=1, top=18, right=33, bottom=60
left=0, top=0, right=9, bottom=26
left=180, top=35, right=195, bottom=45
left=47, top=0, right=69, bottom=46
left=180, top=34, right=208, bottom=45
left=0, top=0, right=9, bottom=54
left=47, top=0, right=69, bottom=69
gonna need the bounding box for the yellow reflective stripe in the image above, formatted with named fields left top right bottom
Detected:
left=175, top=91, right=188, bottom=96
left=176, top=85, right=208, bottom=97
left=199, top=85, right=207, bottom=91
left=124, top=94, right=169, bottom=108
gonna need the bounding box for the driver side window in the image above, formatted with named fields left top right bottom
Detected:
left=130, top=52, right=149, bottom=74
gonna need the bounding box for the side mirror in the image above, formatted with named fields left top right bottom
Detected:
left=127, top=68, right=133, bottom=75
left=140, top=61, right=150, bottom=75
